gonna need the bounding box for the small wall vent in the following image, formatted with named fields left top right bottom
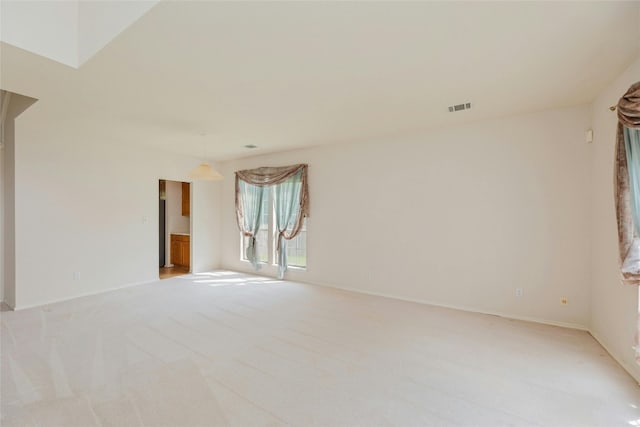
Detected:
left=448, top=102, right=472, bottom=113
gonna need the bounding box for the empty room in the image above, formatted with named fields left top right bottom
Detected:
left=1, top=1, right=640, bottom=426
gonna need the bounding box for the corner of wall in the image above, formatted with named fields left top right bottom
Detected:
left=588, top=56, right=640, bottom=382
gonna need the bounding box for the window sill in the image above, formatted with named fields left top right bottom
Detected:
left=240, top=259, right=268, bottom=265
left=285, top=265, right=307, bottom=272
left=240, top=259, right=307, bottom=272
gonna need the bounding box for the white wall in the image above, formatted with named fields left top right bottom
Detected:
left=192, top=178, right=222, bottom=274
left=220, top=105, right=593, bottom=328
left=2, top=93, right=37, bottom=308
left=590, top=57, right=640, bottom=381
left=10, top=103, right=222, bottom=309
left=3, top=96, right=17, bottom=308
left=164, top=180, right=190, bottom=267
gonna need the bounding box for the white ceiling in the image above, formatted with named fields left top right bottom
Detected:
left=1, top=1, right=639, bottom=161
left=0, top=0, right=158, bottom=68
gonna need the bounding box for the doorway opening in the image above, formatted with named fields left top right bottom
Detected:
left=159, top=180, right=191, bottom=280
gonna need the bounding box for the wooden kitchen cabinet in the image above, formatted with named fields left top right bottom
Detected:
left=181, top=182, right=190, bottom=216
left=171, top=234, right=190, bottom=268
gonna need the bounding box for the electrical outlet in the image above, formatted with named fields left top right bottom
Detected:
left=515, top=288, right=523, bottom=297
left=73, top=272, right=81, bottom=281
left=561, top=296, right=568, bottom=305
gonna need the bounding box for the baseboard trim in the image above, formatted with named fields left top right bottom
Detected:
left=10, top=279, right=158, bottom=311
left=588, top=329, right=640, bottom=384
left=216, top=267, right=590, bottom=331
left=302, top=279, right=589, bottom=331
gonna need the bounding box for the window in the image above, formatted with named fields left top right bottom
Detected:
left=283, top=218, right=307, bottom=268
left=241, top=187, right=307, bottom=268
left=241, top=187, right=270, bottom=264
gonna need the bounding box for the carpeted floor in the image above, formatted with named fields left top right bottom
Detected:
left=1, top=271, right=639, bottom=426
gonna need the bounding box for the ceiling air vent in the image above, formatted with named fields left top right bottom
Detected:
left=448, top=102, right=472, bottom=113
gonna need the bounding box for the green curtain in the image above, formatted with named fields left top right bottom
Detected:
left=274, top=171, right=303, bottom=279
left=238, top=180, right=265, bottom=269
left=625, top=127, right=640, bottom=236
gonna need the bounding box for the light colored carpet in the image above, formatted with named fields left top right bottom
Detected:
left=1, top=271, right=639, bottom=426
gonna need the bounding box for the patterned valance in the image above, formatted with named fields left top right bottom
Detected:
left=617, top=81, right=640, bottom=128
left=235, top=164, right=309, bottom=219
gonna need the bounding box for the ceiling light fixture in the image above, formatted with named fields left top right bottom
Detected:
left=190, top=134, right=224, bottom=180
left=189, top=162, right=224, bottom=180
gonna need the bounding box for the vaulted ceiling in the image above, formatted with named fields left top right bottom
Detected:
left=1, top=1, right=639, bottom=160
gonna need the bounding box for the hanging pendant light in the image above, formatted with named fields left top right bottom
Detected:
left=190, top=132, right=223, bottom=180
left=189, top=162, right=223, bottom=180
